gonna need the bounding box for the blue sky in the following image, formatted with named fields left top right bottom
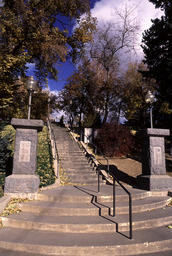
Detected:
left=27, top=0, right=162, bottom=93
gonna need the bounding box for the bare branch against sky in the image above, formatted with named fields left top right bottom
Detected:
left=91, top=0, right=163, bottom=56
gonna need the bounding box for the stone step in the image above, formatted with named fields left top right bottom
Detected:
left=37, top=186, right=168, bottom=203
left=65, top=173, right=98, bottom=179
left=19, top=196, right=170, bottom=216
left=62, top=166, right=94, bottom=171
left=58, top=152, right=85, bottom=156
left=2, top=205, right=172, bottom=233
left=0, top=226, right=171, bottom=255
left=60, top=156, right=88, bottom=160
left=62, top=163, right=91, bottom=168
left=65, top=177, right=104, bottom=185
left=62, top=169, right=95, bottom=174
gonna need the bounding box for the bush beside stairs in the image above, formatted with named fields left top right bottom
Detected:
left=0, top=124, right=172, bottom=256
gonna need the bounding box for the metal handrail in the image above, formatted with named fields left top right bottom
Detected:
left=98, top=170, right=133, bottom=239
left=97, top=168, right=133, bottom=239
left=47, top=119, right=60, bottom=179
left=112, top=174, right=132, bottom=239
left=68, top=128, right=110, bottom=187
left=82, top=133, right=109, bottom=172
left=69, top=126, right=132, bottom=239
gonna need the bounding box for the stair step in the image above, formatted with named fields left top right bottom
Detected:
left=62, top=164, right=91, bottom=168
left=2, top=124, right=168, bottom=256
left=0, top=226, right=171, bottom=255
left=19, top=196, right=170, bottom=216
left=38, top=186, right=168, bottom=203
left=2, top=205, right=172, bottom=232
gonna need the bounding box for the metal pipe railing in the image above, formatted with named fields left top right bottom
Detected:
left=82, top=133, right=109, bottom=172
left=112, top=175, right=132, bottom=239
left=68, top=125, right=132, bottom=239
left=98, top=169, right=132, bottom=239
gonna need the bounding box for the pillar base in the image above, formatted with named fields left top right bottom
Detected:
left=137, top=175, right=172, bottom=191
left=4, top=174, right=40, bottom=198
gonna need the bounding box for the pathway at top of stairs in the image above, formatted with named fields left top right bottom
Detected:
left=0, top=123, right=172, bottom=256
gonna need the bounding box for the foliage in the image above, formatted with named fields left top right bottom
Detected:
left=0, top=78, right=57, bottom=121
left=36, top=126, right=55, bottom=187
left=121, top=62, right=156, bottom=129
left=59, top=59, right=101, bottom=128
left=94, top=122, right=135, bottom=157
left=59, top=7, right=139, bottom=126
left=0, top=122, right=15, bottom=173
left=59, top=57, right=121, bottom=128
left=0, top=0, right=96, bottom=117
left=0, top=172, right=5, bottom=198
left=142, top=0, right=172, bottom=128
left=0, top=198, right=29, bottom=216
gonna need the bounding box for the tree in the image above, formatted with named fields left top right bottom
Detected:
left=121, top=62, right=156, bottom=129
left=59, top=59, right=99, bottom=128
left=83, top=6, right=139, bottom=124
left=0, top=0, right=96, bottom=118
left=59, top=4, right=139, bottom=127
left=142, top=0, right=172, bottom=128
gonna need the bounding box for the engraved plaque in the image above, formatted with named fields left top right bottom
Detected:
left=19, top=141, right=31, bottom=162
left=153, top=147, right=162, bottom=165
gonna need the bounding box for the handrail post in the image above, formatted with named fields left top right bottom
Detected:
left=129, top=194, right=132, bottom=239
left=113, top=176, right=115, bottom=217
left=98, top=168, right=100, bottom=193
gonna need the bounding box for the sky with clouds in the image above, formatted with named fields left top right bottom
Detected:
left=34, top=0, right=163, bottom=92
left=91, top=0, right=162, bottom=54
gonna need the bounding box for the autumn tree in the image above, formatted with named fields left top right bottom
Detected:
left=142, top=0, right=172, bottom=128
left=120, top=62, right=156, bottom=129
left=83, top=5, right=139, bottom=124
left=59, top=59, right=99, bottom=128
left=0, top=0, right=96, bottom=119
left=58, top=4, right=139, bottom=127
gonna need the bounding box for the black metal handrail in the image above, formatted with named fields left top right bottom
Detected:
left=81, top=133, right=109, bottom=171
left=47, top=118, right=60, bottom=179
left=98, top=168, right=133, bottom=239
left=68, top=126, right=132, bottom=239
left=113, top=174, right=132, bottom=239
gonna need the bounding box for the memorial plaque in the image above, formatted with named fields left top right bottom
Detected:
left=19, top=141, right=31, bottom=162
left=153, top=146, right=162, bottom=165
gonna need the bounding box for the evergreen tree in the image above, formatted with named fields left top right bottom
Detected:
left=142, top=0, right=172, bottom=127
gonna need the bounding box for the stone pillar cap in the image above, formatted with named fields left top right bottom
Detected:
left=11, top=118, right=44, bottom=131
left=147, top=128, right=170, bottom=136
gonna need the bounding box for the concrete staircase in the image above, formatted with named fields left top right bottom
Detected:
left=0, top=124, right=172, bottom=255
left=52, top=124, right=104, bottom=185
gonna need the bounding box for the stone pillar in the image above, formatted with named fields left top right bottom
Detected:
left=4, top=118, right=44, bottom=198
left=137, top=128, right=172, bottom=190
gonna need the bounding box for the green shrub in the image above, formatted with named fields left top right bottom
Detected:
left=0, top=123, right=15, bottom=197
left=36, top=126, right=55, bottom=187
left=0, top=123, right=15, bottom=173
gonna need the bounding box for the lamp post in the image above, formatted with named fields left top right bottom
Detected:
left=26, top=76, right=37, bottom=119
left=145, top=90, right=156, bottom=128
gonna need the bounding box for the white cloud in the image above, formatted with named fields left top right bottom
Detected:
left=50, top=90, right=60, bottom=97
left=91, top=0, right=163, bottom=57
